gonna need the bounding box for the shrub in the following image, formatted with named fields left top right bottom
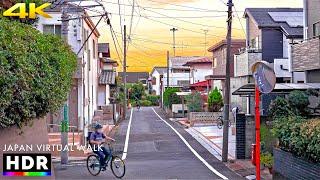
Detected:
left=146, top=95, right=160, bottom=106
left=273, top=116, right=320, bottom=163
left=288, top=90, right=310, bottom=116
left=163, top=87, right=180, bottom=108
left=186, top=92, right=202, bottom=112
left=260, top=152, right=273, bottom=168
left=208, top=87, right=223, bottom=112
left=0, top=19, right=77, bottom=128
left=269, top=97, right=293, bottom=119
left=140, top=100, right=152, bottom=106
left=261, top=124, right=276, bottom=153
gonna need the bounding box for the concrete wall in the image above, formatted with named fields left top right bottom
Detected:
left=234, top=52, right=262, bottom=77
left=0, top=119, right=54, bottom=179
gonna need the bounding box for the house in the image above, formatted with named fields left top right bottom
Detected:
left=232, top=8, right=304, bottom=114
left=118, top=72, right=149, bottom=86
left=168, top=56, right=208, bottom=87
left=205, top=40, right=246, bottom=93
left=292, top=0, right=320, bottom=83
left=97, top=43, right=117, bottom=107
left=150, top=67, right=167, bottom=95
left=37, top=5, right=101, bottom=135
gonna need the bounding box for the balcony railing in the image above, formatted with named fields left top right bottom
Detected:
left=234, top=50, right=262, bottom=77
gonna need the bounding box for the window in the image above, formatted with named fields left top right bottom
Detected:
left=313, top=22, right=320, bottom=37
left=87, top=50, right=91, bottom=71
left=213, top=58, right=217, bottom=68
left=43, top=25, right=61, bottom=36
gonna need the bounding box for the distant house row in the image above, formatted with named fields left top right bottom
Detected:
left=149, top=3, right=320, bottom=115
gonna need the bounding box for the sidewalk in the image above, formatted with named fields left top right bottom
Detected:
left=176, top=119, right=272, bottom=180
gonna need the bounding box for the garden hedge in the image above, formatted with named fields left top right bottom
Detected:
left=163, top=87, right=180, bottom=108
left=0, top=19, right=77, bottom=128
left=273, top=116, right=320, bottom=163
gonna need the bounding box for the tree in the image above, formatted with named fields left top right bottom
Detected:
left=186, top=92, right=202, bottom=112
left=0, top=19, right=77, bottom=128
left=163, top=87, right=180, bottom=108
left=128, top=82, right=145, bottom=101
left=208, top=87, right=223, bottom=112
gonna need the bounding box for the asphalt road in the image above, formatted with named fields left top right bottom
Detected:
left=53, top=107, right=242, bottom=180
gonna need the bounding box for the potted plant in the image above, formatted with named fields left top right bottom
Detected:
left=260, top=152, right=273, bottom=174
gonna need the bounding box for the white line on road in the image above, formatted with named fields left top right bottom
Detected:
left=122, top=108, right=133, bottom=160
left=151, top=108, right=228, bottom=180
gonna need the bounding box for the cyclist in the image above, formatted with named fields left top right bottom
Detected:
left=89, top=123, right=115, bottom=170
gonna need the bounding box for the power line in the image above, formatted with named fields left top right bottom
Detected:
left=146, top=0, right=227, bottom=12
left=233, top=5, right=246, bottom=37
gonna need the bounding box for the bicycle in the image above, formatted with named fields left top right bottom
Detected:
left=217, top=116, right=232, bottom=129
left=86, top=142, right=126, bottom=178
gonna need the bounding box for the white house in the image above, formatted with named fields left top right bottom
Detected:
left=182, top=57, right=213, bottom=84
left=150, top=67, right=167, bottom=95
left=37, top=7, right=100, bottom=137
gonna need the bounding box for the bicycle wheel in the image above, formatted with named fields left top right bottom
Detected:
left=110, top=156, right=126, bottom=179
left=87, top=155, right=101, bottom=176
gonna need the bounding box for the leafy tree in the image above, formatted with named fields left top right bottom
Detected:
left=269, top=97, right=293, bottom=119
left=0, top=19, right=77, bottom=128
left=163, top=87, right=180, bottom=108
left=208, top=87, right=223, bottom=112
left=186, top=92, right=202, bottom=112
left=128, top=82, right=145, bottom=101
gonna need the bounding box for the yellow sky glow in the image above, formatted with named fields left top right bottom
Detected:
left=94, top=0, right=303, bottom=72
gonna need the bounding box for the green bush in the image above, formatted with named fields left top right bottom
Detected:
left=146, top=95, right=160, bottom=106
left=163, top=87, right=180, bottom=108
left=140, top=100, right=152, bottom=106
left=0, top=19, right=77, bottom=128
left=186, top=92, right=202, bottom=112
left=208, top=87, right=223, bottom=112
left=288, top=90, right=310, bottom=116
left=261, top=124, right=276, bottom=153
left=260, top=152, right=273, bottom=168
left=273, top=116, right=320, bottom=163
left=269, top=97, right=293, bottom=119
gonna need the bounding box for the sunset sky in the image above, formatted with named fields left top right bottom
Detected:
left=89, top=0, right=303, bottom=72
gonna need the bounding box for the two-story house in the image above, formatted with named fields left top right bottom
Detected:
left=292, top=0, right=320, bottom=83
left=183, top=57, right=212, bottom=84
left=205, top=39, right=246, bottom=93
left=150, top=66, right=167, bottom=95
left=37, top=5, right=100, bottom=137
left=233, top=8, right=304, bottom=114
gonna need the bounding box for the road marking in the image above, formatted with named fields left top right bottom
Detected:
left=122, top=108, right=133, bottom=160
left=151, top=108, right=228, bottom=180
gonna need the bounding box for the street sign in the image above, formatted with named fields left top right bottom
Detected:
left=251, top=61, right=276, bottom=94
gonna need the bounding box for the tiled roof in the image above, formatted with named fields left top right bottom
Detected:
left=245, top=8, right=303, bottom=37
left=118, top=72, right=149, bottom=83
left=183, top=57, right=212, bottom=66
left=99, top=70, right=116, bottom=85
left=207, top=39, right=246, bottom=52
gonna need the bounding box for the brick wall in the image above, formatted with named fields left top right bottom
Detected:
left=292, top=37, right=320, bottom=71
left=274, top=148, right=320, bottom=179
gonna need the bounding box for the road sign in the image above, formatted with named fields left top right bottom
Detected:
left=251, top=61, right=276, bottom=94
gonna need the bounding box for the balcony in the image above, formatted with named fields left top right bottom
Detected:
left=292, top=37, right=320, bottom=71
left=234, top=49, right=262, bottom=77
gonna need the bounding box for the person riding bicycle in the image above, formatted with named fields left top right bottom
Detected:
left=89, top=123, right=115, bottom=170
left=134, top=96, right=141, bottom=109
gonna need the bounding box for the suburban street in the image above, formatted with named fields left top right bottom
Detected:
left=53, top=107, right=242, bottom=180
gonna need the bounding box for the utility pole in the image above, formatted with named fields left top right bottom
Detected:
left=123, top=25, right=127, bottom=120
left=222, top=0, right=233, bottom=162
left=167, top=51, right=170, bottom=88
left=170, top=28, right=178, bottom=56
left=61, top=0, right=69, bottom=165
left=202, top=29, right=209, bottom=56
